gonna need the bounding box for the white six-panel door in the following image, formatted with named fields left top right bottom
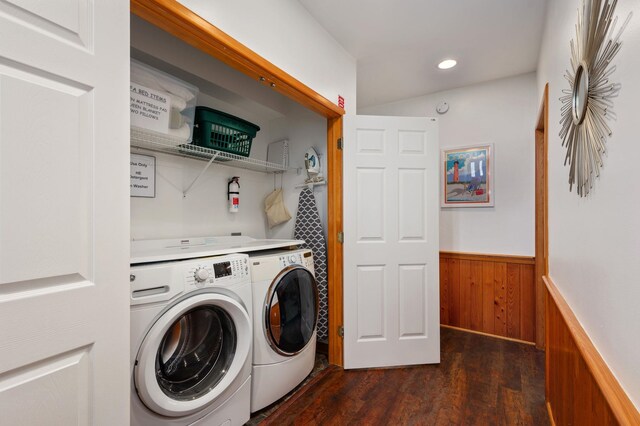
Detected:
left=344, top=115, right=439, bottom=369
left=0, top=1, right=130, bottom=424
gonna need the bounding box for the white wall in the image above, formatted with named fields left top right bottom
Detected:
left=178, top=0, right=357, bottom=114
left=131, top=153, right=271, bottom=239
left=130, top=107, right=327, bottom=242
left=130, top=108, right=327, bottom=241
left=359, top=73, right=538, bottom=256
left=130, top=16, right=330, bottom=241
left=537, top=0, right=640, bottom=409
left=263, top=111, right=329, bottom=242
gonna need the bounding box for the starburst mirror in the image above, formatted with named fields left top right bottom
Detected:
left=560, top=0, right=631, bottom=197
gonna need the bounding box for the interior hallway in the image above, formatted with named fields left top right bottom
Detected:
left=260, top=327, right=548, bottom=425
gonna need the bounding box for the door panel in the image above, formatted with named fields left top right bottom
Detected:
left=356, top=265, right=385, bottom=340
left=356, top=168, right=385, bottom=241
left=398, top=168, right=426, bottom=241
left=344, top=115, right=439, bottom=369
left=0, top=0, right=129, bottom=424
left=398, top=264, right=427, bottom=337
left=1, top=71, right=91, bottom=284
left=0, top=347, right=91, bottom=425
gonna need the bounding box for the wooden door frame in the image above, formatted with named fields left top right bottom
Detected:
left=131, top=0, right=346, bottom=366
left=534, top=84, right=549, bottom=350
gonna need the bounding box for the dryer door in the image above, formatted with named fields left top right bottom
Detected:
left=134, top=291, right=251, bottom=417
left=265, top=266, right=318, bottom=356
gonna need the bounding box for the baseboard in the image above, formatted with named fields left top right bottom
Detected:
left=441, top=324, right=535, bottom=346
left=544, top=276, right=640, bottom=425
left=440, top=251, right=536, bottom=342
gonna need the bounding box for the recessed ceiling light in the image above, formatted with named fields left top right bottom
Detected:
left=438, top=59, right=457, bottom=70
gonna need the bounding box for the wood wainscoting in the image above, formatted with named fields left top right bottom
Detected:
left=440, top=251, right=536, bottom=343
left=545, top=276, right=640, bottom=425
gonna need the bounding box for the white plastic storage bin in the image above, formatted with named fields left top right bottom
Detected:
left=130, top=59, right=199, bottom=145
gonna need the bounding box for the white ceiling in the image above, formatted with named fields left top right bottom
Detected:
left=298, top=0, right=548, bottom=108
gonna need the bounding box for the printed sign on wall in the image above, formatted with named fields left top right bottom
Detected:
left=130, top=154, right=155, bottom=198
left=130, top=83, right=169, bottom=133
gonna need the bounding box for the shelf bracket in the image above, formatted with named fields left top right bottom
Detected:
left=183, top=153, right=218, bottom=198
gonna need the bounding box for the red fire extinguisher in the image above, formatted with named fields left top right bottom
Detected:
left=228, top=177, right=240, bottom=213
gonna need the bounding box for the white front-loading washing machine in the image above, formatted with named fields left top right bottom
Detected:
left=248, top=248, right=318, bottom=412
left=130, top=253, right=252, bottom=426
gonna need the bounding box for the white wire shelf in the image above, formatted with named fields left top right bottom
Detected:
left=130, top=127, right=291, bottom=174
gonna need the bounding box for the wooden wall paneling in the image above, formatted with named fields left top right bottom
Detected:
left=459, top=260, right=471, bottom=329
left=481, top=262, right=495, bottom=334
left=449, top=259, right=461, bottom=327
left=494, top=262, right=508, bottom=336
left=440, top=252, right=535, bottom=343
left=440, top=258, right=450, bottom=324
left=506, top=264, right=521, bottom=339
left=520, top=264, right=535, bottom=342
left=469, top=261, right=483, bottom=331
left=545, top=276, right=640, bottom=425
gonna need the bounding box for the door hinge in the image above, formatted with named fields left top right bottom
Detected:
left=337, top=231, right=344, bottom=244
left=337, top=137, right=343, bottom=150
left=338, top=325, right=344, bottom=338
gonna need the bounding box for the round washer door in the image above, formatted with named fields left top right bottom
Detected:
left=264, top=265, right=318, bottom=356
left=134, top=291, right=251, bottom=417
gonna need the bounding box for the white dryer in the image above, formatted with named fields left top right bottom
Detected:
left=130, top=253, right=252, bottom=426
left=248, top=248, right=318, bottom=412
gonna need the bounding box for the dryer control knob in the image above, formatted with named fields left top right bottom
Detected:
left=289, top=255, right=298, bottom=264
left=194, top=268, right=210, bottom=282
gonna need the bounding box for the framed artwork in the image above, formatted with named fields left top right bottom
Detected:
left=441, top=144, right=494, bottom=208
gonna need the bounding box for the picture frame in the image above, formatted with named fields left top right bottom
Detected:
left=441, top=144, right=494, bottom=208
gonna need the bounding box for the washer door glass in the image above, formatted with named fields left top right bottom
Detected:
left=156, top=305, right=236, bottom=400
left=266, top=266, right=318, bottom=355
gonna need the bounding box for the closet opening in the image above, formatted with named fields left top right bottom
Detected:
left=130, top=1, right=345, bottom=366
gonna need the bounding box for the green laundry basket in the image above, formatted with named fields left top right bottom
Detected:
left=193, top=107, right=260, bottom=157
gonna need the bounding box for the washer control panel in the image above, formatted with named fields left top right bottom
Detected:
left=278, top=250, right=314, bottom=271
left=184, top=254, right=249, bottom=289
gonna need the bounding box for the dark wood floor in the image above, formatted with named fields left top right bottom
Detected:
left=260, top=327, right=548, bottom=425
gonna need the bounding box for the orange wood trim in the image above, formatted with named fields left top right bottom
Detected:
left=440, top=252, right=536, bottom=342
left=441, top=325, right=535, bottom=346
left=327, top=116, right=343, bottom=366
left=131, top=0, right=345, bottom=119
left=544, top=275, right=640, bottom=425
left=545, top=271, right=551, bottom=408
left=534, top=83, right=549, bottom=350
left=546, top=402, right=557, bottom=426
left=439, top=251, right=535, bottom=265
